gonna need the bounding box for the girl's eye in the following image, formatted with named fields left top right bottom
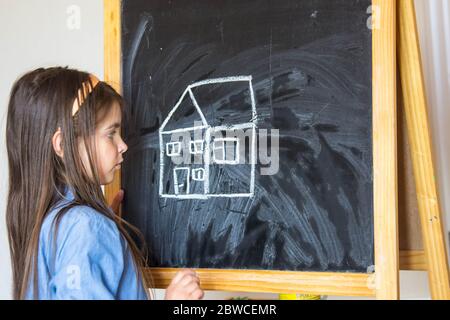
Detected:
left=108, top=131, right=116, bottom=139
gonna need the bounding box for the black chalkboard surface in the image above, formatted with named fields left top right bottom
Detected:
left=121, top=0, right=373, bottom=273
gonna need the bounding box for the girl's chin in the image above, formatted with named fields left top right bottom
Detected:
left=100, top=173, right=115, bottom=185
left=99, top=166, right=120, bottom=185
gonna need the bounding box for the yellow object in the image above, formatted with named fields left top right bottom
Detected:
left=279, top=293, right=321, bottom=300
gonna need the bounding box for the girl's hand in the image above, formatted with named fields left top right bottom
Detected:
left=165, top=269, right=204, bottom=300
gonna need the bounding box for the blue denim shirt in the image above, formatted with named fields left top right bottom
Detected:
left=26, top=189, right=148, bottom=300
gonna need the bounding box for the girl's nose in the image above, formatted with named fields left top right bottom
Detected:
left=118, top=137, right=128, bottom=154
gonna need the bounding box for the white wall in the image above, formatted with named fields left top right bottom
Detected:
left=415, top=0, right=450, bottom=241
left=0, top=0, right=448, bottom=300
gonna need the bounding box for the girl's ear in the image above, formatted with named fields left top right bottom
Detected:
left=52, top=127, right=64, bottom=158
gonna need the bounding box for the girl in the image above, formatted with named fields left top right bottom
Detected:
left=6, top=67, right=204, bottom=300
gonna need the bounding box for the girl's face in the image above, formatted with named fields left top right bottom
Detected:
left=80, top=102, right=128, bottom=185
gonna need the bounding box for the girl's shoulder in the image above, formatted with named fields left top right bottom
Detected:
left=41, top=202, right=123, bottom=251
left=44, top=202, right=116, bottom=229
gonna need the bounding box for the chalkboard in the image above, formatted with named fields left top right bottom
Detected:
left=121, top=0, right=374, bottom=273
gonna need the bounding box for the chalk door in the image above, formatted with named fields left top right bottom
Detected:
left=173, top=167, right=190, bottom=195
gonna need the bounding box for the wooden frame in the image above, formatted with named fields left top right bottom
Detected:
left=104, top=0, right=398, bottom=298
left=372, top=0, right=398, bottom=299
left=104, top=0, right=122, bottom=207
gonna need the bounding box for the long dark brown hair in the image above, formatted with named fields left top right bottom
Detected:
left=6, top=67, right=149, bottom=299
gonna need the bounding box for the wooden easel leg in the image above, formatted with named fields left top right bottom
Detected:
left=398, top=0, right=450, bottom=300
left=373, top=0, right=399, bottom=300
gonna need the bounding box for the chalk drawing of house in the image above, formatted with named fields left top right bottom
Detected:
left=159, top=76, right=257, bottom=199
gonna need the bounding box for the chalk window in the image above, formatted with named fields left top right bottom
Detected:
left=213, top=138, right=239, bottom=164
left=166, top=141, right=181, bottom=157
left=190, top=140, right=204, bottom=154
left=192, top=168, right=205, bottom=181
